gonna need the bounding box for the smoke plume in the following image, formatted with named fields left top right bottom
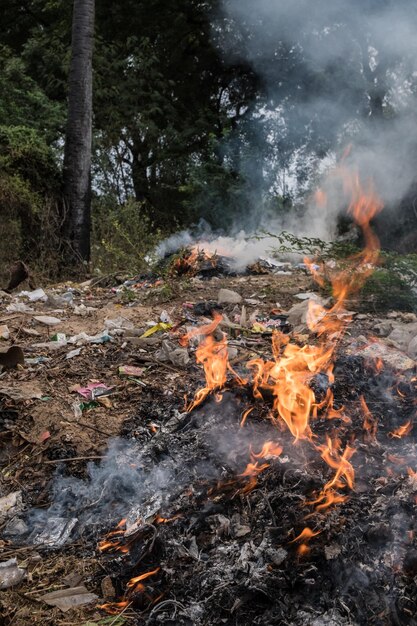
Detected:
left=210, top=0, right=417, bottom=241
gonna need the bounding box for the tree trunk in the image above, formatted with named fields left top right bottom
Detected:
left=62, top=0, right=95, bottom=268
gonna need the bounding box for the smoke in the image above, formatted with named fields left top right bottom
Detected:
left=156, top=226, right=294, bottom=270
left=208, top=0, right=417, bottom=241
left=15, top=399, right=283, bottom=547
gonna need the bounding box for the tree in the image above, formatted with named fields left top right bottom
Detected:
left=62, top=0, right=95, bottom=267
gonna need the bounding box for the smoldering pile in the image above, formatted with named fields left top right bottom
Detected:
left=100, top=355, right=417, bottom=626
left=16, top=352, right=416, bottom=626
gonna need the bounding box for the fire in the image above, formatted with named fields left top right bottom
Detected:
left=180, top=313, right=229, bottom=411
left=177, top=164, right=382, bottom=556
left=98, top=600, right=130, bottom=614
left=360, top=395, right=378, bottom=442
left=389, top=421, right=413, bottom=439
left=98, top=518, right=130, bottom=554
left=290, top=527, right=321, bottom=556
left=251, top=441, right=283, bottom=460
left=237, top=441, right=283, bottom=493
left=171, top=246, right=219, bottom=276
left=127, top=567, right=161, bottom=592
left=98, top=567, right=161, bottom=614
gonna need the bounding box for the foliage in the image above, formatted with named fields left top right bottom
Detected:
left=267, top=231, right=417, bottom=312
left=0, top=45, right=64, bottom=140
left=359, top=267, right=417, bottom=313
left=1, top=0, right=417, bottom=273
left=0, top=125, right=61, bottom=276
left=91, top=197, right=163, bottom=273
left=265, top=230, right=360, bottom=259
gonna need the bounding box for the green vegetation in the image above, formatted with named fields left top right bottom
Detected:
left=269, top=231, right=417, bottom=312
left=0, top=1, right=417, bottom=278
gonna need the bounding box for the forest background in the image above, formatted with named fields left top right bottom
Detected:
left=1, top=0, right=417, bottom=280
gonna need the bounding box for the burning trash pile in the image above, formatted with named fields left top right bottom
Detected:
left=1, top=169, right=417, bottom=626
left=88, top=170, right=417, bottom=624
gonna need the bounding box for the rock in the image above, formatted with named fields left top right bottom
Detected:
left=40, top=585, right=98, bottom=612
left=218, top=288, right=242, bottom=305
left=0, top=491, right=23, bottom=524
left=401, top=312, right=417, bottom=323
left=373, top=319, right=397, bottom=337
left=356, top=341, right=415, bottom=371
left=33, top=315, right=62, bottom=326
left=287, top=300, right=310, bottom=329
left=0, top=346, right=25, bottom=370
left=0, top=325, right=10, bottom=340
left=101, top=575, right=116, bottom=600
left=407, top=335, right=417, bottom=360
left=386, top=323, right=417, bottom=351
left=294, top=292, right=320, bottom=301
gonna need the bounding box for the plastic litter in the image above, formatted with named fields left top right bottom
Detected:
left=18, top=288, right=47, bottom=302
left=0, top=325, right=10, bottom=340
left=25, top=356, right=51, bottom=365
left=118, top=365, right=144, bottom=377
left=6, top=302, right=34, bottom=313
left=51, top=333, right=67, bottom=342
left=156, top=339, right=190, bottom=366
left=73, top=382, right=112, bottom=400
left=74, top=304, right=96, bottom=316
left=30, top=517, right=78, bottom=548
left=0, top=558, right=25, bottom=590
left=140, top=322, right=172, bottom=338
left=66, top=347, right=82, bottom=359
left=34, top=315, right=62, bottom=326
left=105, top=316, right=134, bottom=331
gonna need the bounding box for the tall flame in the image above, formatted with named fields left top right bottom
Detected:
left=179, top=165, right=383, bottom=562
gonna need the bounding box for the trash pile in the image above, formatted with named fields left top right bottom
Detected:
left=0, top=237, right=416, bottom=625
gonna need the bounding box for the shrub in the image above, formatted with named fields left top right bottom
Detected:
left=91, top=197, right=163, bottom=273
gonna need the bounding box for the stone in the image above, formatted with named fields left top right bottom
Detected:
left=407, top=335, right=417, bottom=360
left=356, top=341, right=415, bottom=371
left=218, top=288, right=242, bottom=305
left=0, top=558, right=25, bottom=589
left=386, top=323, right=417, bottom=351
left=373, top=319, right=397, bottom=337
left=294, top=292, right=321, bottom=301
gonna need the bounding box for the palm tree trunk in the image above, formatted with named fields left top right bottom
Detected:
left=62, top=0, right=95, bottom=268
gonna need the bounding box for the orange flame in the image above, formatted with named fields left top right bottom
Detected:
left=127, top=567, right=160, bottom=592
left=389, top=420, right=413, bottom=439
left=181, top=313, right=230, bottom=410
left=360, top=395, right=378, bottom=442
left=184, top=163, right=382, bottom=534
left=97, top=600, right=130, bottom=614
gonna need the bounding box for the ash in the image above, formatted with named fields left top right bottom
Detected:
left=92, top=359, right=417, bottom=626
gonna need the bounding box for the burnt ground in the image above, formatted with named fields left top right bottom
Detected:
left=0, top=268, right=416, bottom=626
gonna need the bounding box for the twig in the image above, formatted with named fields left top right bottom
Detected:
left=131, top=355, right=184, bottom=373
left=108, top=600, right=133, bottom=625
left=41, top=455, right=104, bottom=464
left=62, top=419, right=112, bottom=437
left=0, top=546, right=36, bottom=558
